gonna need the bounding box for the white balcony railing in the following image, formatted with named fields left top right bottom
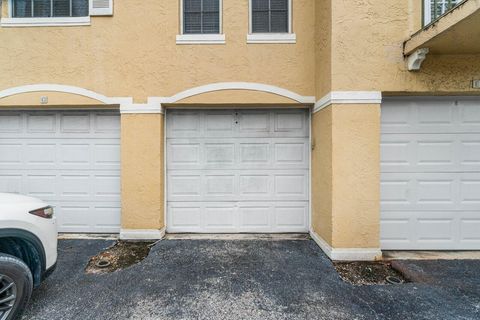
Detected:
left=424, top=0, right=465, bottom=25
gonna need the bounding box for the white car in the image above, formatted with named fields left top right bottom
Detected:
left=0, top=193, right=58, bottom=320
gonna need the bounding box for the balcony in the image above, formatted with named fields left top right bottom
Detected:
left=404, top=0, right=480, bottom=70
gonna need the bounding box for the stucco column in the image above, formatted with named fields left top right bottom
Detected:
left=311, top=103, right=382, bottom=261
left=120, top=113, right=165, bottom=239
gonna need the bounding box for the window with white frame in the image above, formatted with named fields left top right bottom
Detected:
left=247, top=0, right=295, bottom=44
left=424, top=0, right=462, bottom=25
left=251, top=0, right=289, bottom=33
left=11, top=0, right=89, bottom=18
left=182, top=0, right=220, bottom=34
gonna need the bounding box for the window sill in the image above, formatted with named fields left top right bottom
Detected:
left=0, top=16, right=91, bottom=27
left=176, top=34, right=226, bottom=45
left=247, top=33, right=296, bottom=44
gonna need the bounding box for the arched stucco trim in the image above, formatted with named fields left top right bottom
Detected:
left=151, top=82, right=316, bottom=104
left=0, top=84, right=133, bottom=105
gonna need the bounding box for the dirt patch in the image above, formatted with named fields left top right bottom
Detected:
left=334, top=261, right=407, bottom=285
left=85, top=241, right=156, bottom=274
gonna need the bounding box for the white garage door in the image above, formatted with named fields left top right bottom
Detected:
left=0, top=110, right=121, bottom=233
left=166, top=109, right=310, bottom=233
left=381, top=98, right=480, bottom=250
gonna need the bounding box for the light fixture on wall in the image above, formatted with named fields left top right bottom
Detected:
left=472, top=79, right=480, bottom=89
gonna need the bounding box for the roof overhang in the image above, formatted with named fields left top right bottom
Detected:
left=404, top=0, right=480, bottom=70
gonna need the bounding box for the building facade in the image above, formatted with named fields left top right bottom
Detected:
left=0, top=0, right=479, bottom=260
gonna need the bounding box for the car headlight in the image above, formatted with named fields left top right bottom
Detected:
left=29, top=206, right=54, bottom=219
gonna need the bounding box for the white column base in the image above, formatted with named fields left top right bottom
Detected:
left=310, top=230, right=382, bottom=261
left=120, top=228, right=166, bottom=240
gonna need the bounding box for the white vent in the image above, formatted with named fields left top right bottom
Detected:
left=90, top=0, right=113, bottom=16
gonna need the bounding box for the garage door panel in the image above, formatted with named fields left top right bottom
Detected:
left=382, top=99, right=480, bottom=134
left=167, top=111, right=204, bottom=138
left=0, top=143, right=22, bottom=164
left=167, top=138, right=309, bottom=170
left=167, top=109, right=309, bottom=139
left=382, top=173, right=480, bottom=211
left=460, top=217, right=480, bottom=243
left=56, top=203, right=121, bottom=233
left=26, top=113, right=57, bottom=133
left=60, top=113, right=91, bottom=133
left=0, top=111, right=121, bottom=233
left=167, top=109, right=310, bottom=233
left=168, top=170, right=308, bottom=202
left=381, top=211, right=476, bottom=250
left=0, top=113, right=22, bottom=133
left=381, top=134, right=480, bottom=172
left=205, top=143, right=235, bottom=164
left=205, top=112, right=235, bottom=137
left=167, top=201, right=309, bottom=233
left=0, top=174, right=22, bottom=194
left=381, top=98, right=480, bottom=249
left=93, top=113, right=121, bottom=133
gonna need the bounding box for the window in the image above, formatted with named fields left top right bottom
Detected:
left=183, top=0, right=220, bottom=34
left=248, top=0, right=295, bottom=44
left=12, top=0, right=89, bottom=18
left=424, top=0, right=463, bottom=25
left=177, top=0, right=225, bottom=45
left=251, top=0, right=288, bottom=33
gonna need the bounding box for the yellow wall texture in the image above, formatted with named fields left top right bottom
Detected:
left=330, top=0, right=480, bottom=93
left=121, top=114, right=164, bottom=230
left=311, top=108, right=333, bottom=244
left=312, top=104, right=380, bottom=249
left=315, top=0, right=332, bottom=98
left=0, top=0, right=316, bottom=103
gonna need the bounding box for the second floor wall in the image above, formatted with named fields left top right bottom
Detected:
left=0, top=0, right=479, bottom=103
left=0, top=0, right=316, bottom=102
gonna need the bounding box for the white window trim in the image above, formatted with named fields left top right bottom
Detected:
left=177, top=0, right=225, bottom=45
left=2, top=0, right=91, bottom=27
left=1, top=16, right=91, bottom=27
left=424, top=0, right=432, bottom=25
left=247, top=0, right=296, bottom=44
left=247, top=33, right=296, bottom=44
left=176, top=34, right=226, bottom=45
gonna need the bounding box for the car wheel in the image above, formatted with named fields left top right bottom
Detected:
left=0, top=254, right=33, bottom=320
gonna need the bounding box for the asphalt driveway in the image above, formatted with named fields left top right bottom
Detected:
left=23, top=239, right=480, bottom=320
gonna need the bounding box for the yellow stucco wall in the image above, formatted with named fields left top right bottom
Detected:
left=0, top=0, right=477, bottom=246
left=330, top=0, right=480, bottom=93
left=121, top=114, right=164, bottom=230
left=0, top=0, right=316, bottom=102
left=331, top=104, right=380, bottom=248
left=312, top=104, right=380, bottom=249
left=315, top=0, right=332, bottom=98
left=311, top=107, right=333, bottom=244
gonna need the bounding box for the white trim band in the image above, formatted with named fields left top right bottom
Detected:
left=0, top=84, right=132, bottom=105
left=176, top=34, right=226, bottom=45
left=0, top=82, right=315, bottom=113
left=120, top=103, right=164, bottom=114
left=120, top=228, right=166, bottom=240
left=153, top=82, right=316, bottom=105
left=310, top=230, right=382, bottom=261
left=1, top=16, right=91, bottom=27
left=313, top=91, right=382, bottom=113
left=247, top=33, right=296, bottom=44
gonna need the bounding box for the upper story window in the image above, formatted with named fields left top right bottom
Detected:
left=2, top=0, right=113, bottom=27
left=183, top=0, right=220, bottom=34
left=251, top=0, right=288, bottom=33
left=12, top=0, right=89, bottom=18
left=424, top=0, right=463, bottom=25
left=248, top=0, right=295, bottom=44
left=177, top=0, right=225, bottom=45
